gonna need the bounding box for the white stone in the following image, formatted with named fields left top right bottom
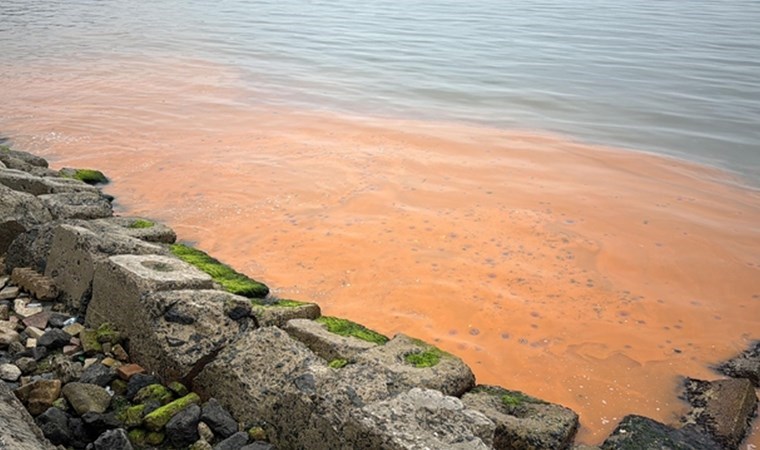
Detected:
left=13, top=298, right=43, bottom=318
left=25, top=338, right=37, bottom=348
left=0, top=363, right=22, bottom=381
left=25, top=326, right=45, bottom=340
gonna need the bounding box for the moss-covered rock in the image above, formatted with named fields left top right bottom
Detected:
left=95, top=322, right=123, bottom=344
left=128, top=219, right=155, bottom=229
left=128, top=428, right=147, bottom=447
left=111, top=379, right=128, bottom=396
left=143, top=392, right=201, bottom=431
left=145, top=430, right=165, bottom=445
left=119, top=404, right=147, bottom=428
left=248, top=426, right=267, bottom=441
left=328, top=358, right=349, bottom=369
left=315, top=316, right=389, bottom=345
left=60, top=168, right=109, bottom=185
left=167, top=381, right=188, bottom=397
left=404, top=347, right=444, bottom=368
left=170, top=243, right=269, bottom=298
left=80, top=329, right=103, bottom=355
left=133, top=384, right=174, bottom=405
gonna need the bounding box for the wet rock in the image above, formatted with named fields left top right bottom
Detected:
left=601, top=415, right=720, bottom=450
left=80, top=363, right=117, bottom=387
left=167, top=403, right=202, bottom=447
left=90, top=428, right=134, bottom=450
left=461, top=385, right=579, bottom=450
left=38, top=328, right=72, bottom=348
left=38, top=191, right=113, bottom=220
left=345, top=388, right=495, bottom=450
left=681, top=377, right=758, bottom=449
left=0, top=362, right=21, bottom=381
left=201, top=397, right=238, bottom=438
left=716, top=341, right=760, bottom=387
left=36, top=406, right=72, bottom=445
left=213, top=431, right=250, bottom=450
left=62, top=382, right=112, bottom=415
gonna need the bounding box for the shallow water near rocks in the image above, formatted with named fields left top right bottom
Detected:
left=2, top=0, right=760, bottom=445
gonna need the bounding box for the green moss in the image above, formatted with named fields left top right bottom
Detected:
left=251, top=298, right=308, bottom=308
left=170, top=243, right=269, bottom=298
left=96, top=323, right=122, bottom=344
left=134, top=384, right=174, bottom=405
left=248, top=426, right=267, bottom=441
left=62, top=168, right=108, bottom=185
left=405, top=348, right=443, bottom=368
left=129, top=219, right=155, bottom=229
left=110, top=395, right=130, bottom=416
left=143, top=392, right=200, bottom=431
left=315, top=316, right=389, bottom=345
left=111, top=379, right=128, bottom=396
left=0, top=145, right=10, bottom=153
left=118, top=404, right=146, bottom=428
left=167, top=381, right=188, bottom=397
left=328, top=358, right=349, bottom=369
left=128, top=428, right=147, bottom=447
left=80, top=329, right=103, bottom=354
left=472, top=385, right=546, bottom=408
left=145, top=431, right=165, bottom=445
left=52, top=398, right=69, bottom=411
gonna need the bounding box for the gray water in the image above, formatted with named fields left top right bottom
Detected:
left=2, top=0, right=760, bottom=182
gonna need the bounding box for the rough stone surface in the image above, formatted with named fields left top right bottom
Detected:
left=354, top=333, right=476, bottom=398
left=284, top=318, right=378, bottom=362
left=681, top=377, right=758, bottom=449
left=126, top=373, right=161, bottom=400
left=11, top=267, right=58, bottom=301
left=167, top=403, right=202, bottom=448
left=0, top=148, right=49, bottom=168
left=87, top=216, right=177, bottom=244
left=251, top=302, right=321, bottom=328
left=35, top=406, right=71, bottom=445
left=79, top=363, right=116, bottom=387
left=213, top=431, right=250, bottom=450
left=19, top=379, right=62, bottom=416
left=62, top=382, right=112, bottom=415
left=93, top=288, right=246, bottom=382
left=0, top=168, right=98, bottom=196
left=0, top=286, right=19, bottom=300
left=91, top=428, right=134, bottom=450
left=241, top=443, right=277, bottom=450
left=344, top=388, right=495, bottom=450
left=38, top=328, right=71, bottom=349
left=601, top=415, right=721, bottom=450
left=717, top=341, right=760, bottom=387
left=194, top=326, right=335, bottom=448
left=461, top=385, right=579, bottom=450
left=38, top=191, right=112, bottom=220
left=0, top=184, right=53, bottom=254
left=0, top=379, right=57, bottom=449
left=0, top=363, right=21, bottom=381
left=201, top=398, right=238, bottom=438
left=44, top=224, right=167, bottom=314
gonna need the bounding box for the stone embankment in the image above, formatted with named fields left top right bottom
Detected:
left=0, top=144, right=757, bottom=449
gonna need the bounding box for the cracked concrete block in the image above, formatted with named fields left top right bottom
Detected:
left=85, top=217, right=177, bottom=244
left=45, top=225, right=168, bottom=314
left=38, top=191, right=112, bottom=220
left=86, top=254, right=214, bottom=329
left=283, top=319, right=377, bottom=362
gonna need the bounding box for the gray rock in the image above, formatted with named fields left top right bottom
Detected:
left=14, top=356, right=37, bottom=375
left=44, top=224, right=168, bottom=314
left=681, top=377, right=758, bottom=449
left=716, top=341, right=760, bottom=387
left=283, top=318, right=378, bottom=362
left=167, top=403, right=202, bottom=448
left=79, top=363, right=116, bottom=387
left=201, top=398, right=238, bottom=438
left=0, top=148, right=49, bottom=168
left=91, top=428, right=133, bottom=450
left=0, top=168, right=98, bottom=195
left=62, top=382, right=112, bottom=415
left=90, top=288, right=245, bottom=382
left=601, top=415, right=720, bottom=450
left=4, top=221, right=66, bottom=274
left=0, top=379, right=58, bottom=449
left=126, top=373, right=162, bottom=400
left=0, top=184, right=53, bottom=254
left=0, top=328, right=21, bottom=347
left=38, top=328, right=71, bottom=349
left=251, top=302, right=321, bottom=328
left=0, top=286, right=19, bottom=300
left=461, top=385, right=579, bottom=450
left=0, top=362, right=21, bottom=381
left=87, top=216, right=177, bottom=244
left=38, top=191, right=112, bottom=220
left=36, top=406, right=72, bottom=445
left=344, top=387, right=495, bottom=450
left=241, top=443, right=277, bottom=450
left=213, top=431, right=249, bottom=450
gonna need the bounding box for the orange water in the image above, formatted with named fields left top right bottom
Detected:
left=1, top=58, right=758, bottom=445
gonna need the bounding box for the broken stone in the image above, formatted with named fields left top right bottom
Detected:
left=716, top=341, right=760, bottom=387
left=601, top=414, right=720, bottom=450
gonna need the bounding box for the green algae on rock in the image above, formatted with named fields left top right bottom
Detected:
left=143, top=392, right=200, bottom=431
left=133, top=384, right=174, bottom=405
left=59, top=168, right=109, bottom=185
left=128, top=219, right=155, bottom=229
left=328, top=358, right=349, bottom=369
left=403, top=338, right=453, bottom=368
left=471, top=385, right=546, bottom=409
left=315, top=316, right=389, bottom=345
left=169, top=243, right=269, bottom=298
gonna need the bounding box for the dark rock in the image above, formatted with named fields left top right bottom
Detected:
left=82, top=411, right=122, bottom=435
left=69, top=417, right=93, bottom=448
left=79, top=363, right=116, bottom=387
left=681, top=377, right=758, bottom=449
left=716, top=341, right=760, bottom=387
left=241, top=443, right=277, bottom=450
left=38, top=328, right=72, bottom=349
left=201, top=398, right=238, bottom=438
left=164, top=305, right=196, bottom=325
left=213, top=431, right=249, bottom=450
left=14, top=356, right=37, bottom=374
left=90, top=428, right=133, bottom=450
left=125, top=373, right=161, bottom=400
left=48, top=312, right=75, bottom=328
left=601, top=415, right=721, bottom=450
left=36, top=406, right=71, bottom=445
left=166, top=403, right=201, bottom=447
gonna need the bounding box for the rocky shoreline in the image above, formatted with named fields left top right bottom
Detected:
left=0, top=144, right=758, bottom=449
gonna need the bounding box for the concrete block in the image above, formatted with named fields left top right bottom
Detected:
left=38, top=191, right=112, bottom=220
left=86, top=216, right=177, bottom=244
left=0, top=184, right=52, bottom=255
left=283, top=318, right=377, bottom=362
left=251, top=302, right=320, bottom=327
